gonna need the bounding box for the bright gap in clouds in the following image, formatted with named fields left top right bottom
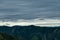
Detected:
left=0, top=18, right=60, bottom=27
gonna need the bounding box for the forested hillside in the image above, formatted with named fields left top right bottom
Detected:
left=0, top=25, right=60, bottom=40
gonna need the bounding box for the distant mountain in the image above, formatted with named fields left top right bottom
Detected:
left=0, top=25, right=60, bottom=40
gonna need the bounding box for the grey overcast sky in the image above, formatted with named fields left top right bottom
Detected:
left=0, top=0, right=59, bottom=21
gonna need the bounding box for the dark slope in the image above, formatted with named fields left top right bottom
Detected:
left=0, top=25, right=60, bottom=40
left=0, top=32, right=17, bottom=40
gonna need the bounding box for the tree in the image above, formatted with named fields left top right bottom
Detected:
left=31, top=35, right=39, bottom=40
left=18, top=36, right=24, bottom=40
left=0, top=34, right=4, bottom=40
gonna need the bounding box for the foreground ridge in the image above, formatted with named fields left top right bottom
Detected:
left=0, top=25, right=60, bottom=40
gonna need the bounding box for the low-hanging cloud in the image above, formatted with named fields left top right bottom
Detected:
left=0, top=18, right=60, bottom=27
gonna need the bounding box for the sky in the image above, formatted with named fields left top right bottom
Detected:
left=0, top=0, right=60, bottom=27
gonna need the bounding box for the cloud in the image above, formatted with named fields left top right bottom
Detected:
left=0, top=0, right=59, bottom=27
left=0, top=0, right=59, bottom=20
left=0, top=18, right=60, bottom=27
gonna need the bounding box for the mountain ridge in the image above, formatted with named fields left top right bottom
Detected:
left=0, top=25, right=60, bottom=40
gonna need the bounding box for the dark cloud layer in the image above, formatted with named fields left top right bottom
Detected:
left=0, top=0, right=59, bottom=20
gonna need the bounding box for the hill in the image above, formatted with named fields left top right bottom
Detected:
left=0, top=25, right=60, bottom=40
left=0, top=32, right=17, bottom=40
